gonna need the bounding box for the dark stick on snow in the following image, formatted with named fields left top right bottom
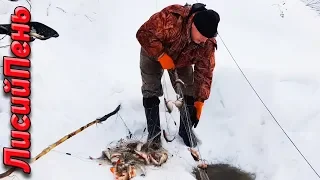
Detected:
left=0, top=104, right=121, bottom=179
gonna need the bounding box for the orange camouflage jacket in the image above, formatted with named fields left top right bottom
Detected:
left=136, top=4, right=217, bottom=102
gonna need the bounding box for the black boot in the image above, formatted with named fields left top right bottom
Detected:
left=178, top=95, right=197, bottom=147
left=143, top=96, right=162, bottom=150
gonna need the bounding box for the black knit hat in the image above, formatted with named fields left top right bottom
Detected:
left=193, top=9, right=220, bottom=38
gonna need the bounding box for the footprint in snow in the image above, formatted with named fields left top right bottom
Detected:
left=0, top=1, right=10, bottom=15
left=111, top=86, right=124, bottom=94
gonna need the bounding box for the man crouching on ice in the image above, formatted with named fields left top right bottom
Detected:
left=136, top=3, right=220, bottom=149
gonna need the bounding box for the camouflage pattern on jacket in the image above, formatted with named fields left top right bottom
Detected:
left=136, top=4, right=217, bottom=102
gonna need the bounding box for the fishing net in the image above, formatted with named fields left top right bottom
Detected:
left=91, top=138, right=169, bottom=179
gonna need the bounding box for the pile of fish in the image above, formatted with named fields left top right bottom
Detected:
left=90, top=138, right=169, bottom=180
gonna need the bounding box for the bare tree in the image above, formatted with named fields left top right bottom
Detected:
left=300, top=0, right=320, bottom=15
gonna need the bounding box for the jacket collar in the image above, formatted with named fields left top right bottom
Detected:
left=185, top=13, right=195, bottom=44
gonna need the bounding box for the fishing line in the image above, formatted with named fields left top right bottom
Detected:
left=0, top=44, right=10, bottom=48
left=163, top=73, right=171, bottom=132
left=95, top=110, right=139, bottom=141
left=51, top=150, right=93, bottom=162
left=167, top=70, right=205, bottom=162
left=167, top=70, right=195, bottom=146
left=118, top=113, right=135, bottom=139
left=117, top=112, right=148, bottom=141
left=218, top=33, right=320, bottom=179
left=0, top=34, right=7, bottom=40
left=162, top=72, right=178, bottom=138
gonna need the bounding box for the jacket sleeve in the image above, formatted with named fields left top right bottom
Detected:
left=193, top=41, right=216, bottom=102
left=136, top=7, right=176, bottom=58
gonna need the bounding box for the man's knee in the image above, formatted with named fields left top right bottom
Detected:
left=140, top=48, right=164, bottom=98
left=143, top=96, right=160, bottom=108
left=172, top=66, right=194, bottom=96
left=141, top=84, right=163, bottom=98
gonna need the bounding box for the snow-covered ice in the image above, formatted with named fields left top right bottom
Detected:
left=0, top=0, right=320, bottom=179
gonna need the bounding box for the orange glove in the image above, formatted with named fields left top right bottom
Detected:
left=193, top=101, right=204, bottom=128
left=158, top=53, right=175, bottom=69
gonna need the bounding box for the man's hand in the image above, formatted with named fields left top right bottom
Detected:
left=158, top=52, right=175, bottom=69
left=191, top=101, right=204, bottom=128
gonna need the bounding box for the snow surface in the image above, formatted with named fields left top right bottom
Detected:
left=1, top=0, right=320, bottom=179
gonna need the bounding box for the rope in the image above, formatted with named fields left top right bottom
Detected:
left=218, top=33, right=320, bottom=179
